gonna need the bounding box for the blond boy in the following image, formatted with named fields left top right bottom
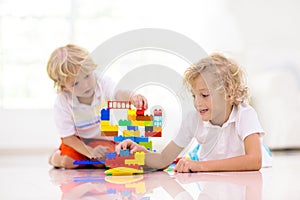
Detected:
left=47, top=44, right=147, bottom=169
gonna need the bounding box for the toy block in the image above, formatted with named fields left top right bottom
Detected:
left=153, top=115, right=162, bottom=121
left=127, top=126, right=138, bottom=131
left=145, top=132, right=162, bottom=137
left=105, top=167, right=143, bottom=176
left=139, top=141, right=152, bottom=151
left=108, top=100, right=131, bottom=109
left=101, top=125, right=118, bottom=132
left=101, top=120, right=110, bottom=126
left=101, top=108, right=110, bottom=120
left=118, top=119, right=132, bottom=126
left=131, top=120, right=145, bottom=126
left=153, top=121, right=162, bottom=126
left=135, top=152, right=145, bottom=165
left=101, top=131, right=118, bottom=136
left=125, top=152, right=145, bottom=165
left=114, top=136, right=135, bottom=142
left=144, top=121, right=153, bottom=126
left=133, top=136, right=148, bottom=143
left=136, top=109, right=145, bottom=116
left=136, top=115, right=153, bottom=121
left=145, top=126, right=153, bottom=132
left=120, top=149, right=130, bottom=157
left=123, top=130, right=134, bottom=137
left=153, top=126, right=162, bottom=132
left=128, top=115, right=136, bottom=121
left=154, top=109, right=162, bottom=116
left=128, top=109, right=136, bottom=116
left=73, top=160, right=105, bottom=165
left=106, top=155, right=139, bottom=169
left=123, top=130, right=140, bottom=137
left=106, top=152, right=117, bottom=160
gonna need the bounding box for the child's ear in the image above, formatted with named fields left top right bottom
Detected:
left=62, top=85, right=70, bottom=93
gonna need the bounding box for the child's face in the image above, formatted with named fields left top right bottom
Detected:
left=64, top=70, right=96, bottom=99
left=190, top=72, right=232, bottom=125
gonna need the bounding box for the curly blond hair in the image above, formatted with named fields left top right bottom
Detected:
left=183, top=53, right=249, bottom=106
left=46, top=44, right=97, bottom=93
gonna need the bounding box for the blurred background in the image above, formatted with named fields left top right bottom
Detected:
left=1, top=0, right=300, bottom=153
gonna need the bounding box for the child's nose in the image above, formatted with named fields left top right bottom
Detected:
left=194, top=96, right=203, bottom=106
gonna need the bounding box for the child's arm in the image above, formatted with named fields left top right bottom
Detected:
left=145, top=141, right=184, bottom=169
left=63, top=135, right=102, bottom=159
left=174, top=133, right=262, bottom=172
left=114, top=90, right=148, bottom=110
left=116, top=140, right=183, bottom=169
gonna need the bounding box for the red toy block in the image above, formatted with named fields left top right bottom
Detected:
left=145, top=132, right=161, bottom=137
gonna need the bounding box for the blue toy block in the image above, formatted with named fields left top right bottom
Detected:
left=133, top=136, right=149, bottom=143
left=120, top=149, right=130, bottom=157
left=73, top=160, right=105, bottom=165
left=101, top=108, right=110, bottom=120
left=127, top=126, right=138, bottom=131
left=106, top=152, right=117, bottom=159
left=114, top=136, right=135, bottom=142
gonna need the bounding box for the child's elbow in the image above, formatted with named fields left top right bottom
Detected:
left=250, top=156, right=262, bottom=171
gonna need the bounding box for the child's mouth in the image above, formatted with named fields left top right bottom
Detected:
left=200, top=109, right=208, bottom=115
left=84, top=89, right=93, bottom=94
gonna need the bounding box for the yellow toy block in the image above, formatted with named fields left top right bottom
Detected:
left=101, top=120, right=110, bottom=126
left=101, top=125, right=118, bottom=132
left=105, top=167, right=143, bottom=176
left=123, top=130, right=140, bottom=137
left=153, top=126, right=162, bottom=132
left=128, top=109, right=136, bottom=116
left=125, top=152, right=145, bottom=165
left=130, top=120, right=145, bottom=126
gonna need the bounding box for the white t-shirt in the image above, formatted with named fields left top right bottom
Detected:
left=53, top=75, right=114, bottom=139
left=173, top=103, right=272, bottom=167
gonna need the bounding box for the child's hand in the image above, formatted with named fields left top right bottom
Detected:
left=115, top=139, right=148, bottom=154
left=174, top=158, right=200, bottom=173
left=90, top=146, right=109, bottom=160
left=130, top=94, right=148, bottom=110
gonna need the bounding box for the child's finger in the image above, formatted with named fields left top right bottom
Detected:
left=142, top=96, right=148, bottom=109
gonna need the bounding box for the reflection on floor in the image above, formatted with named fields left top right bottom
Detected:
left=0, top=151, right=300, bottom=199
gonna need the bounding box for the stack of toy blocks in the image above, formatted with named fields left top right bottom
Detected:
left=105, top=149, right=144, bottom=170
left=100, top=100, right=162, bottom=151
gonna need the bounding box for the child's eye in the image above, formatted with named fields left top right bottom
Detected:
left=72, top=82, right=79, bottom=87
left=192, top=94, right=195, bottom=98
left=202, top=94, right=209, bottom=98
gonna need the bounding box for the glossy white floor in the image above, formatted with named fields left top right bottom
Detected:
left=0, top=150, right=299, bottom=200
